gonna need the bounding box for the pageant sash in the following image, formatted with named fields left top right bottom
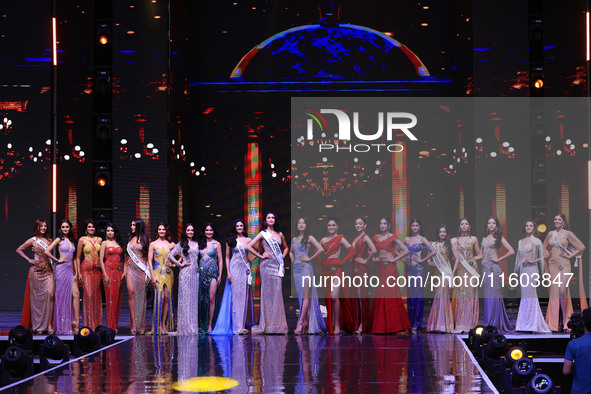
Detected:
left=433, top=243, right=454, bottom=287
left=552, top=230, right=582, bottom=267
left=260, top=230, right=284, bottom=277
left=127, top=243, right=151, bottom=280
left=33, top=237, right=49, bottom=250
left=236, top=242, right=252, bottom=285
left=453, top=239, right=480, bottom=278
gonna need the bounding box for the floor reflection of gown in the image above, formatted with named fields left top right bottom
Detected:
left=151, top=247, right=174, bottom=334
left=514, top=237, right=551, bottom=333
left=177, top=336, right=199, bottom=383
left=127, top=241, right=148, bottom=333
left=251, top=234, right=288, bottom=335
left=229, top=242, right=254, bottom=334
left=370, top=234, right=411, bottom=334
left=252, top=336, right=288, bottom=391
left=294, top=335, right=328, bottom=393
left=54, top=240, right=75, bottom=334
left=544, top=230, right=586, bottom=331
left=30, top=240, right=54, bottom=333
left=340, top=236, right=370, bottom=334
left=232, top=336, right=254, bottom=391
left=426, top=242, right=454, bottom=333
left=81, top=237, right=102, bottom=329
left=104, top=246, right=124, bottom=331
left=451, top=237, right=479, bottom=333
left=198, top=241, right=220, bottom=333
left=292, top=240, right=328, bottom=334
left=168, top=241, right=200, bottom=335
left=481, top=238, right=513, bottom=331
left=371, top=336, right=411, bottom=392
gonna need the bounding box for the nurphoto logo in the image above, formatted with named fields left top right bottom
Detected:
left=305, top=108, right=418, bottom=153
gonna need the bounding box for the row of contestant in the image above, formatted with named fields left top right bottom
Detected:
left=294, top=213, right=587, bottom=335
left=16, top=212, right=586, bottom=336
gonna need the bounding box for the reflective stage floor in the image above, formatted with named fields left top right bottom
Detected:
left=1, top=332, right=497, bottom=393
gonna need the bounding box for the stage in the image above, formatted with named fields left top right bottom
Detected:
left=0, top=308, right=574, bottom=393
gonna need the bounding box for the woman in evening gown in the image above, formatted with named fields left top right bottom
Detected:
left=514, top=220, right=551, bottom=333
left=340, top=216, right=376, bottom=334
left=44, top=219, right=77, bottom=334
left=99, top=223, right=125, bottom=331
left=197, top=223, right=223, bottom=334
left=370, top=217, right=411, bottom=334
left=219, top=219, right=254, bottom=335
left=451, top=218, right=482, bottom=333
left=148, top=222, right=176, bottom=334
left=404, top=218, right=435, bottom=333
left=16, top=219, right=55, bottom=334
left=426, top=224, right=454, bottom=333
left=168, top=223, right=200, bottom=335
left=126, top=218, right=151, bottom=335
left=480, top=216, right=515, bottom=331
left=543, top=213, right=586, bottom=332
left=76, top=219, right=103, bottom=330
left=290, top=217, right=328, bottom=335
left=247, top=212, right=289, bottom=334
left=318, top=217, right=356, bottom=335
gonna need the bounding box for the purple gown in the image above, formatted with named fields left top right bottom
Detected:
left=54, top=239, right=75, bottom=334
left=481, top=238, right=514, bottom=332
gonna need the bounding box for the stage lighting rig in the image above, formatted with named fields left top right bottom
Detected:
left=567, top=312, right=585, bottom=338
left=486, top=334, right=508, bottom=360
left=73, top=326, right=101, bottom=357
left=468, top=325, right=485, bottom=351
left=95, top=325, right=116, bottom=346
left=481, top=325, right=499, bottom=345
left=8, top=325, right=33, bottom=353
left=527, top=373, right=553, bottom=394
left=0, top=346, right=34, bottom=384
left=39, top=335, right=70, bottom=369
left=511, top=357, right=536, bottom=388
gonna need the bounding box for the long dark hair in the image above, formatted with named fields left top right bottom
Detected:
left=105, top=223, right=123, bottom=247
left=457, top=217, right=471, bottom=237
left=521, top=219, right=538, bottom=239
left=408, top=218, right=423, bottom=236
left=129, top=218, right=149, bottom=257
left=296, top=217, right=311, bottom=249
left=227, top=219, right=248, bottom=248
left=179, top=223, right=195, bottom=257
left=555, top=212, right=568, bottom=230
left=198, top=222, right=218, bottom=250
left=435, top=224, right=452, bottom=256
left=58, top=219, right=77, bottom=248
left=153, top=221, right=173, bottom=242
left=32, top=218, right=48, bottom=238
left=83, top=218, right=96, bottom=236
left=485, top=216, right=502, bottom=249
left=262, top=211, right=280, bottom=233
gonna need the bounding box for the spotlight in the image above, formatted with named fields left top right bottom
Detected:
left=511, top=357, right=536, bottom=388
left=481, top=325, right=499, bottom=345
left=73, top=326, right=100, bottom=357
left=505, top=346, right=526, bottom=367
left=0, top=346, right=34, bottom=382
left=95, top=325, right=116, bottom=346
left=99, top=34, right=109, bottom=45
left=537, top=223, right=547, bottom=234
left=97, top=175, right=108, bottom=187
left=533, top=78, right=544, bottom=89
left=486, top=334, right=508, bottom=359
left=468, top=325, right=485, bottom=350
left=528, top=373, right=553, bottom=394
left=8, top=325, right=33, bottom=352
left=39, top=335, right=70, bottom=369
